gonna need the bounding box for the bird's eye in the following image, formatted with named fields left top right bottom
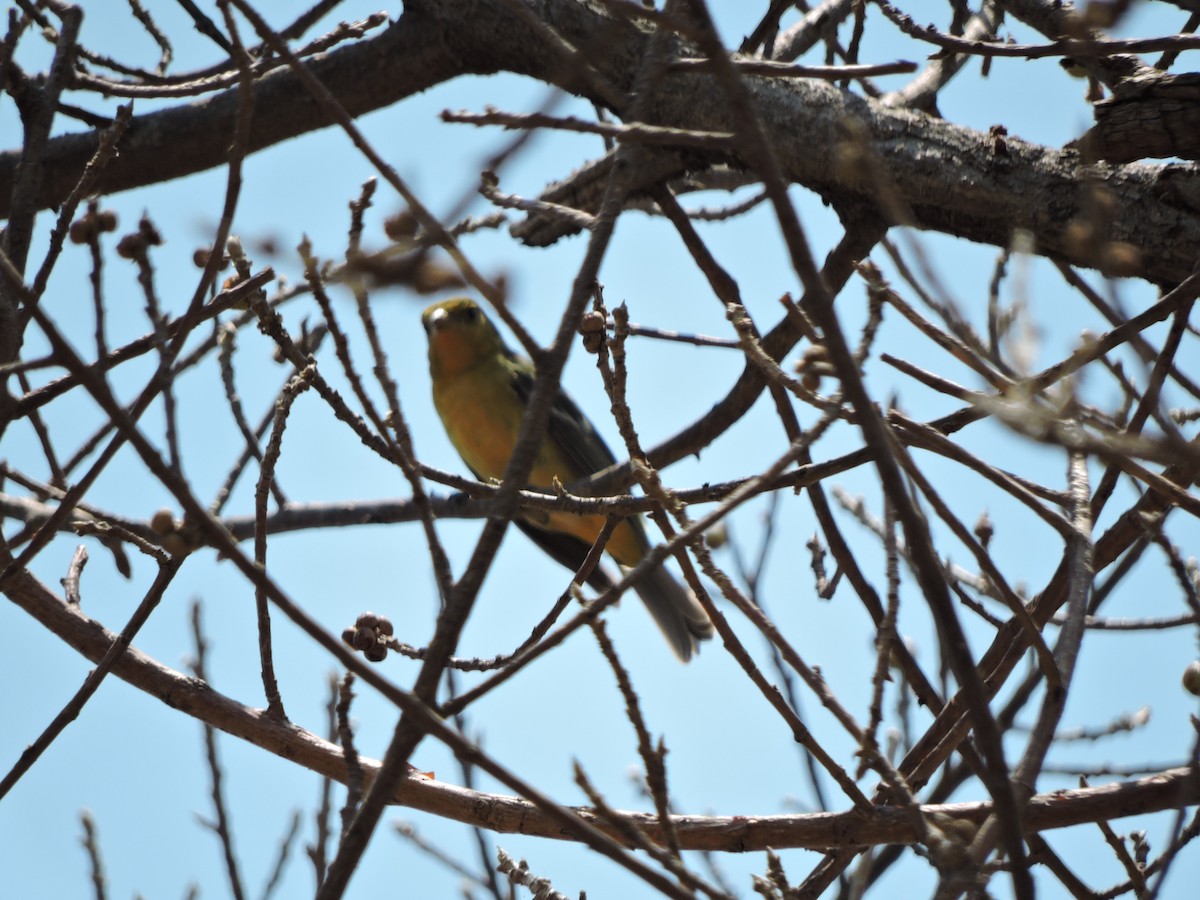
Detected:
left=463, top=305, right=479, bottom=322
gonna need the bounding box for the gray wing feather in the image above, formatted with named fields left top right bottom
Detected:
left=506, top=355, right=714, bottom=661
left=508, top=362, right=619, bottom=478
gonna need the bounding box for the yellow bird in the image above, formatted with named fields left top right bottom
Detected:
left=422, top=298, right=714, bottom=661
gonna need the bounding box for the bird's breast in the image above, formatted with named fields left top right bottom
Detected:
left=432, top=369, right=524, bottom=481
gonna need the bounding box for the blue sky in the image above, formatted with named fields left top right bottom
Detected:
left=2, top=2, right=1199, bottom=898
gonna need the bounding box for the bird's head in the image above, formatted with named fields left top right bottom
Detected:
left=422, top=297, right=506, bottom=376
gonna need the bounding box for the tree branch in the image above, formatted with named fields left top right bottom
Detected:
left=3, top=0, right=1199, bottom=284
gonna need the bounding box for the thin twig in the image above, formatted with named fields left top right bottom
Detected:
left=190, top=600, right=249, bottom=900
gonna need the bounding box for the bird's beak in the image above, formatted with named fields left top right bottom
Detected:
left=423, top=306, right=448, bottom=334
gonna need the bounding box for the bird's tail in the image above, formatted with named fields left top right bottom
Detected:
left=634, top=565, right=715, bottom=662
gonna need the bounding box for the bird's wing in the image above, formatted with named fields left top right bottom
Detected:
left=506, top=355, right=640, bottom=587
left=507, top=357, right=619, bottom=479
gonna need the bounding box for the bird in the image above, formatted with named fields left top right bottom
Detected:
left=422, top=297, right=714, bottom=661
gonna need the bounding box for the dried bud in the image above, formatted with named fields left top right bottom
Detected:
left=138, top=218, right=162, bottom=245
left=1183, top=661, right=1200, bottom=697
left=1088, top=185, right=1117, bottom=220
left=1063, top=218, right=1099, bottom=260
left=834, top=132, right=871, bottom=185
left=799, top=344, right=830, bottom=368
left=352, top=627, right=376, bottom=651
left=1098, top=241, right=1142, bottom=278
left=149, top=508, right=176, bottom=536
left=68, top=218, right=92, bottom=244
left=410, top=260, right=465, bottom=294
left=384, top=211, right=418, bottom=242
left=116, top=233, right=143, bottom=259
left=795, top=343, right=834, bottom=390
left=162, top=533, right=190, bottom=557
left=581, top=331, right=605, bottom=354
left=974, top=510, right=993, bottom=549
left=705, top=523, right=728, bottom=549
left=68, top=208, right=118, bottom=244
left=365, top=644, right=388, bottom=663
left=579, top=310, right=606, bottom=334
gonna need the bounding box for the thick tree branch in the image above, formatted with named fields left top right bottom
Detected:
left=4, top=561, right=1196, bottom=854
left=3, top=0, right=1199, bottom=284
